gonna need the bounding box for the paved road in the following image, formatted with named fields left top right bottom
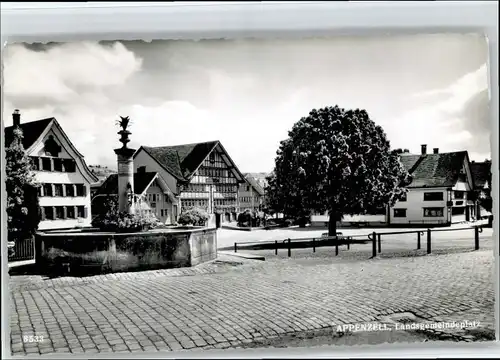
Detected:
left=9, top=247, right=494, bottom=356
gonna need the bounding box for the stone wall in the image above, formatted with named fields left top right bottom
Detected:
left=35, top=228, right=217, bottom=275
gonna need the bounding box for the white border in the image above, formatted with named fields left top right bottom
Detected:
left=1, top=1, right=498, bottom=359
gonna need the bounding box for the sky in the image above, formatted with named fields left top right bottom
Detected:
left=3, top=34, right=491, bottom=173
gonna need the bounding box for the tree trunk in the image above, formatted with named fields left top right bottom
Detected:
left=328, top=211, right=338, bottom=237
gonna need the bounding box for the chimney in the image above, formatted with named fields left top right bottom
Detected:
left=137, top=166, right=146, bottom=173
left=421, top=144, right=427, bottom=155
left=433, top=148, right=439, bottom=154
left=12, top=109, right=21, bottom=127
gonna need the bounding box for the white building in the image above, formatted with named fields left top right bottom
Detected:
left=391, top=145, right=475, bottom=226
left=5, top=110, right=98, bottom=230
left=92, top=170, right=178, bottom=224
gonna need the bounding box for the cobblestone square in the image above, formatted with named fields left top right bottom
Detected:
left=8, top=237, right=495, bottom=356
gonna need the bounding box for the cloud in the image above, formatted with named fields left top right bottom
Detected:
left=389, top=64, right=490, bottom=158
left=4, top=42, right=143, bottom=107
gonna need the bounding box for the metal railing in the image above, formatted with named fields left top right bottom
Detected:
left=233, top=225, right=485, bottom=259
left=8, top=237, right=36, bottom=262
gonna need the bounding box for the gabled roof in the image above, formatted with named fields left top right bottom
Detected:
left=4, top=118, right=54, bottom=150
left=470, top=161, right=491, bottom=189
left=4, top=117, right=98, bottom=183
left=94, top=172, right=158, bottom=197
left=399, top=151, right=469, bottom=188
left=243, top=174, right=265, bottom=196
left=135, top=140, right=245, bottom=183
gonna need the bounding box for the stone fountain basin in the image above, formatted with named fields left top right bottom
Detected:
left=35, top=227, right=217, bottom=276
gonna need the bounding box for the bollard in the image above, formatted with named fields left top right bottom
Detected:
left=312, top=238, right=316, bottom=253
left=275, top=240, right=278, bottom=255
left=347, top=239, right=350, bottom=250
left=335, top=237, right=339, bottom=256
left=371, top=232, right=377, bottom=258
left=474, top=226, right=480, bottom=250
left=234, top=242, right=237, bottom=253
left=417, top=231, right=421, bottom=250
left=287, top=238, right=291, bottom=257
left=426, top=229, right=431, bottom=254
left=377, top=234, right=381, bottom=253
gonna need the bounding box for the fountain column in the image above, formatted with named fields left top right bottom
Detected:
left=114, top=116, right=136, bottom=214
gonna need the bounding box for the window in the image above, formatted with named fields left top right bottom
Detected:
left=54, top=184, right=64, bottom=197
left=43, top=184, right=53, bottom=197
left=65, top=184, right=75, bottom=197
left=151, top=203, right=156, bottom=208
left=423, top=207, right=444, bottom=217
left=77, top=206, right=86, bottom=218
left=393, top=209, right=407, bottom=218
left=76, top=184, right=86, bottom=197
left=454, top=191, right=464, bottom=199
left=451, top=207, right=465, bottom=216
left=152, top=194, right=156, bottom=202
left=423, top=192, right=444, bottom=201
left=30, top=157, right=40, bottom=170
left=41, top=157, right=52, bottom=171
left=44, top=207, right=54, bottom=220
left=161, top=209, right=164, bottom=217
left=66, top=206, right=75, bottom=219
left=53, top=158, right=63, bottom=172
left=399, top=193, right=407, bottom=202
left=63, top=159, right=76, bottom=172
left=55, top=206, right=65, bottom=219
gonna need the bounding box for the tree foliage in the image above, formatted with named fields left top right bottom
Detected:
left=268, top=106, right=411, bottom=235
left=178, top=207, right=210, bottom=226
left=5, top=126, right=41, bottom=244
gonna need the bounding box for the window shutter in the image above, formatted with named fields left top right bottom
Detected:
left=83, top=185, right=87, bottom=197
left=40, top=207, right=46, bottom=221
left=83, top=207, right=88, bottom=218
left=62, top=207, right=67, bottom=219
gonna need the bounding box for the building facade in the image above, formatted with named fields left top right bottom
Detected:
left=470, top=160, right=493, bottom=220
left=238, top=174, right=265, bottom=213
left=131, top=141, right=246, bottom=225
left=92, top=169, right=178, bottom=224
left=390, top=146, right=475, bottom=226
left=5, top=110, right=98, bottom=230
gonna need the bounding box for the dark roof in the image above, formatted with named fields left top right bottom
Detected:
left=139, top=141, right=220, bottom=181
left=470, top=161, right=491, bottom=188
left=94, top=172, right=158, bottom=196
left=399, top=154, right=422, bottom=173
left=4, top=118, right=54, bottom=150
left=400, top=151, right=468, bottom=188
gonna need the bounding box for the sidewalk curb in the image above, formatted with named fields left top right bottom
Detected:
left=218, top=251, right=266, bottom=261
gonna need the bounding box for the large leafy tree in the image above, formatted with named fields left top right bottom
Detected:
left=269, top=106, right=411, bottom=236
left=5, top=126, right=41, bottom=247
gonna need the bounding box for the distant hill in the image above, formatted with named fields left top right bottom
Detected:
left=88, top=165, right=117, bottom=183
